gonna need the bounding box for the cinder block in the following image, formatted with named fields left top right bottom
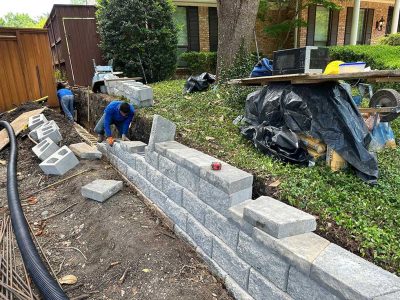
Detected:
left=311, top=244, right=400, bottom=300
left=162, top=176, right=183, bottom=205
left=39, top=146, right=79, bottom=175
left=225, top=276, right=255, bottom=300
left=135, top=155, right=148, bottom=177
left=158, top=155, right=177, bottom=181
left=148, top=115, right=176, bottom=151
left=253, top=228, right=330, bottom=276
left=120, top=141, right=147, bottom=153
left=212, top=237, right=250, bottom=290
left=37, top=123, right=62, bottom=143
left=28, top=114, right=47, bottom=131
left=248, top=269, right=293, bottom=300
left=243, top=196, right=316, bottom=239
left=187, top=216, right=213, bottom=257
left=162, top=198, right=188, bottom=230
left=147, top=166, right=164, bottom=189
left=30, top=120, right=59, bottom=141
left=145, top=147, right=159, bottom=169
left=182, top=189, right=208, bottom=224
left=199, top=178, right=252, bottom=218
left=69, top=142, right=102, bottom=160
left=174, top=225, right=196, bottom=248
left=196, top=247, right=228, bottom=280
left=81, top=180, right=123, bottom=202
left=229, top=200, right=255, bottom=236
left=199, top=162, right=253, bottom=195
left=236, top=231, right=290, bottom=290
left=205, top=207, right=239, bottom=250
left=287, top=267, right=339, bottom=300
left=32, top=137, right=60, bottom=161
left=177, top=166, right=200, bottom=195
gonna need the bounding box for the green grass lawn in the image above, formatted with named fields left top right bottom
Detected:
left=139, top=80, right=400, bottom=275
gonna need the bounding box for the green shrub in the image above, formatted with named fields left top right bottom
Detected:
left=96, top=0, right=178, bottom=82
left=379, top=33, right=400, bottom=46
left=180, top=51, right=217, bottom=75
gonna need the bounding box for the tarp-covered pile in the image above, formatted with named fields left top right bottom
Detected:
left=241, top=82, right=378, bottom=184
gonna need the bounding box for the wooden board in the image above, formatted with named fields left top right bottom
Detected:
left=0, top=108, right=45, bottom=151
left=230, top=70, right=400, bottom=86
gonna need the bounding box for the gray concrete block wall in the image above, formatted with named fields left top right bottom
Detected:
left=97, top=116, right=400, bottom=300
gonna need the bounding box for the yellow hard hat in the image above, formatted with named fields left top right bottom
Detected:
left=324, top=60, right=345, bottom=75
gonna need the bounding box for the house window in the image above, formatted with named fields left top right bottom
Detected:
left=307, top=5, right=339, bottom=46
left=208, top=7, right=218, bottom=51
left=344, top=7, right=374, bottom=45
left=356, top=9, right=366, bottom=44
left=175, top=7, right=189, bottom=59
left=386, top=6, right=400, bottom=34
left=314, top=6, right=330, bottom=46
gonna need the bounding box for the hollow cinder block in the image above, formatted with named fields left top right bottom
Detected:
left=28, top=114, right=48, bottom=131
left=39, top=146, right=79, bottom=175
left=32, top=137, right=60, bottom=161
left=81, top=179, right=123, bottom=202
left=37, top=122, right=62, bottom=143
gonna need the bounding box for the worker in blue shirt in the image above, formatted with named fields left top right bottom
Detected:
left=94, top=100, right=134, bottom=145
left=57, top=83, right=75, bottom=123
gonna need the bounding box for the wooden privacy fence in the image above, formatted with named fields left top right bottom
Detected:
left=0, top=28, right=57, bottom=113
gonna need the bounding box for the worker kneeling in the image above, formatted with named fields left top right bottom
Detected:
left=94, top=101, right=134, bottom=146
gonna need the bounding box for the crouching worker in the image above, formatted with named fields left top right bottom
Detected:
left=94, top=101, right=135, bottom=146
left=57, top=83, right=75, bottom=123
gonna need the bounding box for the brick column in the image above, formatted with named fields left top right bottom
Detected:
left=199, top=6, right=210, bottom=52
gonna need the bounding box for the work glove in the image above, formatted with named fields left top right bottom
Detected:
left=107, top=137, right=115, bottom=146
left=121, top=134, right=130, bottom=141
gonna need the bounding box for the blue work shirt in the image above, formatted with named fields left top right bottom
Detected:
left=56, top=88, right=73, bottom=101
left=104, top=101, right=135, bottom=136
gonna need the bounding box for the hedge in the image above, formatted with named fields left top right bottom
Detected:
left=180, top=51, right=217, bottom=75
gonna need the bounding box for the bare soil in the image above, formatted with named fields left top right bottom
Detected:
left=0, top=104, right=231, bottom=300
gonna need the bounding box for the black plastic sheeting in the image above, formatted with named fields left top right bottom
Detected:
left=183, top=72, right=216, bottom=94
left=242, top=82, right=378, bottom=184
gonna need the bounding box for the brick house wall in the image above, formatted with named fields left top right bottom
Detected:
left=199, top=6, right=210, bottom=51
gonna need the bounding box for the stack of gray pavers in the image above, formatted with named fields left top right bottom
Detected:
left=97, top=115, right=400, bottom=300
left=104, top=78, right=153, bottom=107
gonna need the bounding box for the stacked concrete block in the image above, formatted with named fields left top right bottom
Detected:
left=104, top=78, right=153, bottom=107
left=69, top=142, right=102, bottom=160
left=39, top=146, right=79, bottom=175
left=28, top=114, right=47, bottom=131
left=98, top=114, right=400, bottom=300
left=81, top=179, right=123, bottom=202
left=32, top=137, right=60, bottom=161
left=37, top=121, right=62, bottom=143
left=120, top=141, right=147, bottom=154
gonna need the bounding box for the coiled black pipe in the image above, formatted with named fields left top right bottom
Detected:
left=0, top=120, right=69, bottom=300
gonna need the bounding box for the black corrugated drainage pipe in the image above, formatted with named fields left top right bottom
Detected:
left=0, top=120, right=69, bottom=300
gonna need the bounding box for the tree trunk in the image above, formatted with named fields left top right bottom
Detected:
left=216, top=0, right=260, bottom=80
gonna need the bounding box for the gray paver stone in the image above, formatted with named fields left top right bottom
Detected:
left=174, top=225, right=196, bottom=247
left=158, top=155, right=177, bottom=181
left=243, top=196, right=316, bottom=239
left=187, top=216, right=213, bottom=256
left=135, top=155, right=148, bottom=177
left=145, top=147, right=159, bottom=169
left=182, top=189, right=208, bottom=224
left=374, top=291, right=400, bottom=300
left=120, top=141, right=147, bottom=153
left=162, top=176, right=183, bottom=205
left=224, top=276, right=254, bottom=300
left=149, top=187, right=168, bottom=210
left=147, top=166, right=164, bottom=189
left=177, top=166, right=200, bottom=195
left=39, top=146, right=79, bottom=175
left=154, top=141, right=188, bottom=156
left=229, top=200, right=255, bottom=236
left=81, top=180, right=123, bottom=202
left=162, top=198, right=188, bottom=229
left=148, top=115, right=176, bottom=150
left=32, top=137, right=60, bottom=161
left=69, top=142, right=102, bottom=159
left=248, top=269, right=293, bottom=300
left=196, top=247, right=227, bottom=280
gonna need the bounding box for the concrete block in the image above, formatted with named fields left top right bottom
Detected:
left=205, top=207, right=239, bottom=250
left=196, top=247, right=227, bottom=280
left=236, top=231, right=290, bottom=290
left=145, top=147, right=159, bottom=169
left=243, top=196, right=316, bottom=239
left=116, top=157, right=129, bottom=176
left=119, top=151, right=136, bottom=168
left=32, top=137, right=60, bottom=161
left=187, top=216, right=213, bottom=257
left=97, top=142, right=107, bottom=155
left=174, top=225, right=196, bottom=248
left=248, top=269, right=293, bottom=300
left=162, top=198, right=188, bottom=229
left=69, top=142, right=102, bottom=160
left=147, top=165, right=164, bottom=189
left=135, top=155, right=147, bottom=177
left=225, top=276, right=254, bottom=300
left=374, top=291, right=400, bottom=300
left=311, top=244, right=400, bottom=300
left=199, top=163, right=253, bottom=195
left=148, top=115, right=176, bottom=151
left=134, top=173, right=151, bottom=197
left=81, top=180, right=123, bottom=202
left=229, top=200, right=255, bottom=236
left=162, top=176, right=183, bottom=205
left=158, top=155, right=177, bottom=181
left=37, top=123, right=62, bottom=143
left=126, top=167, right=140, bottom=186
left=155, top=141, right=188, bottom=156
left=212, top=237, right=250, bottom=290
left=287, top=267, right=339, bottom=300
left=177, top=166, right=200, bottom=195
left=28, top=114, right=47, bottom=131
left=29, top=123, right=44, bottom=141
left=149, top=186, right=168, bottom=210
left=39, top=146, right=79, bottom=175
left=182, top=189, right=208, bottom=224
left=253, top=228, right=330, bottom=276
left=120, top=141, right=147, bottom=153
left=199, top=178, right=252, bottom=218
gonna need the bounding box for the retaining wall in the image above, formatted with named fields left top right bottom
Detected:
left=97, top=115, right=400, bottom=300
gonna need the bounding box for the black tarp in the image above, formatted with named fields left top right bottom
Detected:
left=183, top=72, right=216, bottom=94
left=242, top=82, right=378, bottom=184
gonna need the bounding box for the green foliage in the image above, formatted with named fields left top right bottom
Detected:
left=379, top=33, right=400, bottom=46
left=141, top=79, right=400, bottom=275
left=180, top=52, right=217, bottom=75
left=0, top=13, right=47, bottom=28
left=96, top=0, right=178, bottom=83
